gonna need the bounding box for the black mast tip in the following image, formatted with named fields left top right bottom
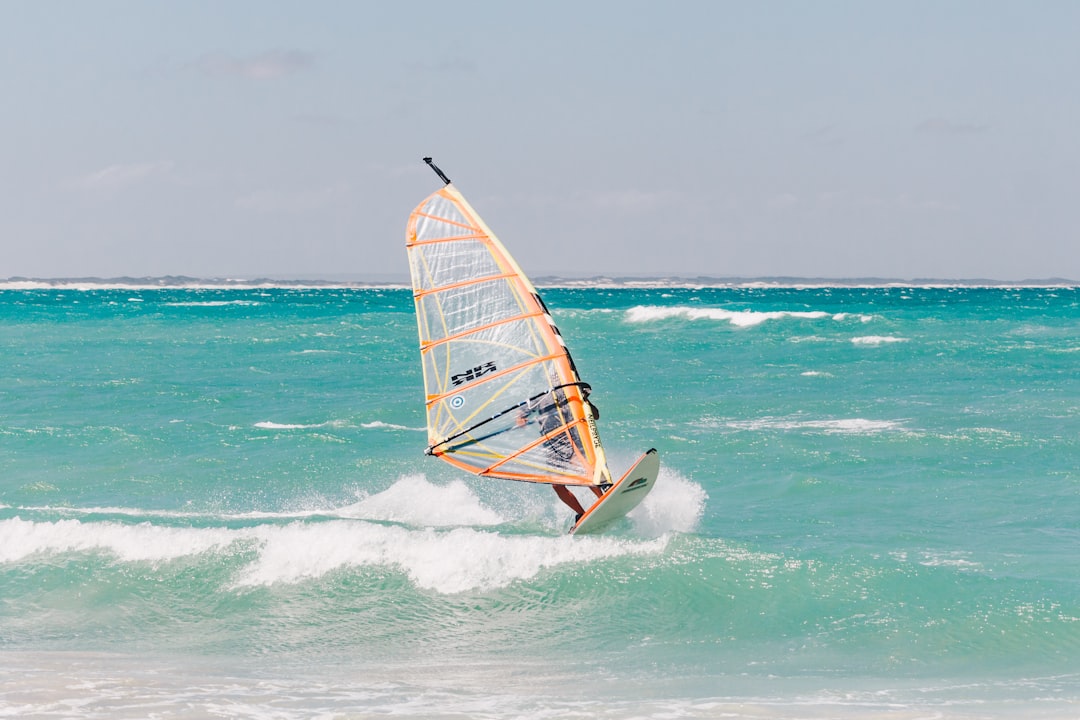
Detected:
left=423, top=157, right=452, bottom=186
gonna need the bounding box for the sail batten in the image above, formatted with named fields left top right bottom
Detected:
left=406, top=180, right=610, bottom=487
left=410, top=234, right=488, bottom=248
left=412, top=271, right=518, bottom=301
left=420, top=309, right=546, bottom=350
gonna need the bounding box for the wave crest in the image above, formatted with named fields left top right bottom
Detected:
left=626, top=306, right=873, bottom=328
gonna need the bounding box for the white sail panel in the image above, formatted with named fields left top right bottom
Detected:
left=406, top=183, right=609, bottom=486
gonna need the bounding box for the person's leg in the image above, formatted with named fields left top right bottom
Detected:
left=553, top=484, right=585, bottom=516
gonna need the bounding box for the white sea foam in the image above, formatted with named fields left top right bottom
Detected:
left=832, top=312, right=875, bottom=323
left=360, top=420, right=423, bottom=431
left=9, top=475, right=503, bottom=527
left=720, top=417, right=907, bottom=435
left=915, top=550, right=983, bottom=570
left=163, top=300, right=262, bottom=307
left=625, top=306, right=873, bottom=328
left=0, top=517, right=242, bottom=564
left=336, top=474, right=503, bottom=527
left=0, top=516, right=669, bottom=594
left=626, top=306, right=829, bottom=327
left=625, top=465, right=707, bottom=536
left=0, top=468, right=693, bottom=593
left=252, top=419, right=420, bottom=431
left=851, top=335, right=908, bottom=345
left=13, top=504, right=305, bottom=522
left=233, top=521, right=668, bottom=592
left=254, top=421, right=325, bottom=430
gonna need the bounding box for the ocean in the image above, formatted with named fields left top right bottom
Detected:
left=1, top=283, right=1077, bottom=718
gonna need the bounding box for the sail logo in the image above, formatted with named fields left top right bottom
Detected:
left=585, top=414, right=602, bottom=449
left=451, top=361, right=497, bottom=386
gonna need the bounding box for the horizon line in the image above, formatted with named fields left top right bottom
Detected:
left=2, top=274, right=1078, bottom=290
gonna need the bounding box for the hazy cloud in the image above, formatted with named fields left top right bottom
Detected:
left=859, top=192, right=959, bottom=212
left=73, top=161, right=174, bottom=190
left=197, top=49, right=315, bottom=79
left=586, top=189, right=680, bottom=212
left=293, top=113, right=350, bottom=127
left=236, top=184, right=350, bottom=213
left=915, top=118, right=988, bottom=136
left=767, top=192, right=801, bottom=209
left=404, top=57, right=477, bottom=75
left=802, top=125, right=845, bottom=147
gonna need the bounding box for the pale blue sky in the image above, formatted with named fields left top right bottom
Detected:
left=3, top=1, right=1078, bottom=280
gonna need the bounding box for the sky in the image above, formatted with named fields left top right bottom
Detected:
left=2, top=1, right=1079, bottom=281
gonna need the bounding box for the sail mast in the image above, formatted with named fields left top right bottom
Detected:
left=423, top=157, right=452, bottom=186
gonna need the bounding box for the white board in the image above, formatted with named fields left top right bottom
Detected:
left=569, top=449, right=659, bottom=535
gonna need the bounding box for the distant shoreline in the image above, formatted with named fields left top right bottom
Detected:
left=2, top=275, right=1077, bottom=290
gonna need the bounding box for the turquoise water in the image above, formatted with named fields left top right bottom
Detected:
left=1, top=284, right=1078, bottom=718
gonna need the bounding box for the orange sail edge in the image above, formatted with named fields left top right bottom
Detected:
left=430, top=450, right=602, bottom=486
left=483, top=472, right=602, bottom=488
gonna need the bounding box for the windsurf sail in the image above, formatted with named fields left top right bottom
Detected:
left=405, top=158, right=611, bottom=487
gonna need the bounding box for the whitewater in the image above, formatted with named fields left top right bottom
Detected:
left=1, top=284, right=1077, bottom=718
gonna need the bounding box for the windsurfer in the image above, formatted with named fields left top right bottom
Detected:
left=522, top=384, right=604, bottom=521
